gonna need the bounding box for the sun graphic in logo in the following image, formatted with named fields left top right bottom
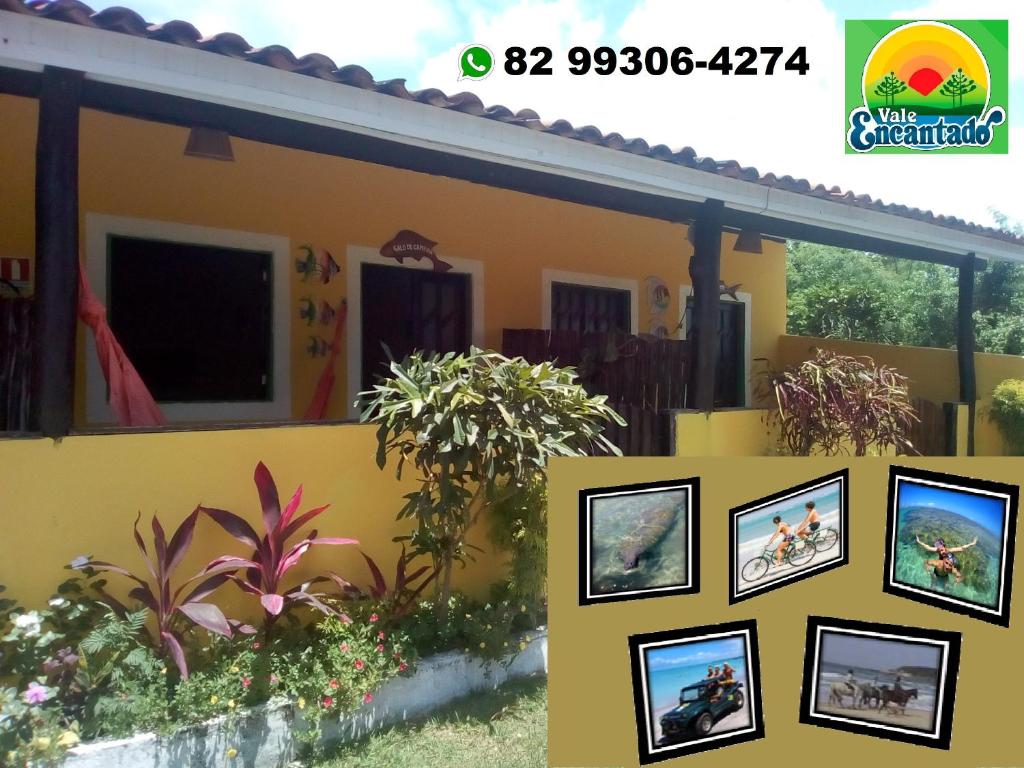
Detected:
left=863, top=22, right=989, bottom=118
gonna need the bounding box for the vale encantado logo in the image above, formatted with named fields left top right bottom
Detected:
left=845, top=20, right=1008, bottom=153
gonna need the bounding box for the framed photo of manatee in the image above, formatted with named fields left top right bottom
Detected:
left=883, top=465, right=1018, bottom=627
left=578, top=477, right=699, bottom=606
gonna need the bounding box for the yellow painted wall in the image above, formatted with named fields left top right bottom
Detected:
left=0, top=423, right=504, bottom=612
left=0, top=98, right=789, bottom=425
left=0, top=95, right=37, bottom=287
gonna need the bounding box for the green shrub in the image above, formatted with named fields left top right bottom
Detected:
left=989, top=378, right=1024, bottom=454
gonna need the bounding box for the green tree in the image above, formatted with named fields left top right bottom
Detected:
left=873, top=70, right=908, bottom=107
left=939, top=67, right=977, bottom=108
left=359, top=348, right=624, bottom=626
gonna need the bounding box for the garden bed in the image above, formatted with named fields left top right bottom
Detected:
left=63, top=630, right=547, bottom=768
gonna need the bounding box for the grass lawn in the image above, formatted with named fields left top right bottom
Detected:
left=310, top=676, right=547, bottom=768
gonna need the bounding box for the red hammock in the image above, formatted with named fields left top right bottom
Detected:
left=78, top=267, right=166, bottom=427
left=304, top=299, right=348, bottom=420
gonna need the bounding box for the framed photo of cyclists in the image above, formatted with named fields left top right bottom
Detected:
left=799, top=615, right=961, bottom=750
left=627, top=619, right=765, bottom=764
left=883, top=465, right=1018, bottom=627
left=728, top=469, right=849, bottom=604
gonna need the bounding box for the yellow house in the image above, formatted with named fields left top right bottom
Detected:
left=2, top=1, right=1024, bottom=606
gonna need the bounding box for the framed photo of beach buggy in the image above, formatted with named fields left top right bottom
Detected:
left=578, top=477, right=699, bottom=606
left=883, top=465, right=1018, bottom=627
left=628, top=619, right=764, bottom=764
left=728, top=469, right=849, bottom=604
left=799, top=615, right=961, bottom=750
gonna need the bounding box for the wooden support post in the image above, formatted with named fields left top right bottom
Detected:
left=956, top=254, right=977, bottom=456
left=30, top=67, right=83, bottom=438
left=689, top=199, right=724, bottom=412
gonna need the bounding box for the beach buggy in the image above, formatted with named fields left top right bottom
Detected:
left=658, top=678, right=744, bottom=743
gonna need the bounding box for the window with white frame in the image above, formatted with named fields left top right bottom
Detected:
left=85, top=214, right=291, bottom=423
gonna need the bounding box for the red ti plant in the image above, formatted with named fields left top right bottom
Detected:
left=333, top=546, right=438, bottom=624
left=201, top=462, right=358, bottom=632
left=74, top=509, right=234, bottom=679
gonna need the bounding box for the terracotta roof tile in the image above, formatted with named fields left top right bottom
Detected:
left=6, top=0, right=1022, bottom=247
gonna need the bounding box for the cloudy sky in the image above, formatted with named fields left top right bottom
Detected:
left=120, top=0, right=1022, bottom=228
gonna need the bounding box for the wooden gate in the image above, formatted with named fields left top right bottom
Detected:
left=502, top=329, right=688, bottom=456
left=900, top=397, right=953, bottom=456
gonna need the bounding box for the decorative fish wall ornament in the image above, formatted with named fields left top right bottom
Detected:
left=319, top=300, right=336, bottom=325
left=719, top=281, right=743, bottom=300
left=298, top=297, right=317, bottom=326
left=295, top=245, right=341, bottom=285
left=380, top=229, right=453, bottom=272
left=617, top=502, right=681, bottom=571
left=318, top=250, right=341, bottom=284
left=295, top=245, right=318, bottom=281
left=306, top=336, right=331, bottom=357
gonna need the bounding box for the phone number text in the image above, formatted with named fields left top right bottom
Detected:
left=504, top=46, right=810, bottom=76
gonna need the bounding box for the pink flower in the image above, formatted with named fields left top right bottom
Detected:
left=253, top=641, right=261, bottom=650
left=242, top=677, right=252, bottom=689
left=22, top=682, right=49, bottom=705
left=375, top=644, right=385, bottom=653
left=329, top=679, right=339, bottom=690
left=340, top=642, right=349, bottom=653
left=377, top=631, right=385, bottom=641
left=369, top=614, right=379, bottom=623
left=322, top=696, right=334, bottom=708
left=399, top=662, right=408, bottom=672
left=269, top=674, right=279, bottom=686
left=354, top=659, right=365, bottom=671
left=363, top=692, right=374, bottom=704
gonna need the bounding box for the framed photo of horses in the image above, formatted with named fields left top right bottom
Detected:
left=883, top=465, right=1018, bottom=627
left=628, top=619, right=765, bottom=764
left=728, top=469, right=849, bottom=604
left=578, top=477, right=699, bottom=606
left=799, top=616, right=961, bottom=750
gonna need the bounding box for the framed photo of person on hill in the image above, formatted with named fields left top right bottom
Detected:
left=883, top=465, right=1018, bottom=627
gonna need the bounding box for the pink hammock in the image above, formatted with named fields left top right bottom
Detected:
left=78, top=267, right=166, bottom=427
left=304, top=299, right=348, bottom=420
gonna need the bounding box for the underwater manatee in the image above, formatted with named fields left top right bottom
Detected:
left=617, top=502, right=681, bottom=570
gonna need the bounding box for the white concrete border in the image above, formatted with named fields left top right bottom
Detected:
left=345, top=245, right=485, bottom=420
left=84, top=214, right=292, bottom=424
left=64, top=630, right=547, bottom=768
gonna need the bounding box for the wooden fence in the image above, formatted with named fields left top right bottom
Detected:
left=899, top=396, right=954, bottom=456
left=502, top=329, right=688, bottom=455
left=1, top=297, right=33, bottom=432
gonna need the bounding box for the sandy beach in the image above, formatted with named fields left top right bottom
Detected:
left=651, top=688, right=752, bottom=744
left=815, top=694, right=936, bottom=732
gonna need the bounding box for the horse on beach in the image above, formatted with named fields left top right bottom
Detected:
left=827, top=683, right=858, bottom=708
left=878, top=686, right=918, bottom=714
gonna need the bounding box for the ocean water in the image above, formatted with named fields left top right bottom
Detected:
left=648, top=656, right=748, bottom=714
left=590, top=490, right=688, bottom=595
left=736, top=487, right=842, bottom=542
left=818, top=661, right=937, bottom=719
left=892, top=539, right=1000, bottom=608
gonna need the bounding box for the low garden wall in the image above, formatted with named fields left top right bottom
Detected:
left=778, top=334, right=1018, bottom=455
left=64, top=631, right=547, bottom=768
left=0, top=422, right=505, bottom=613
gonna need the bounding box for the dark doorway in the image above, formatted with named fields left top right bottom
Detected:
left=685, top=297, right=746, bottom=408
left=107, top=235, right=272, bottom=403
left=361, top=264, right=471, bottom=391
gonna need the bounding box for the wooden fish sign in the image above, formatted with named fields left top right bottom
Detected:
left=380, top=230, right=453, bottom=273
left=618, top=502, right=679, bottom=570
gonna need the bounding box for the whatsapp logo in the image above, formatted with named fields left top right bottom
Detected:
left=458, top=44, right=494, bottom=80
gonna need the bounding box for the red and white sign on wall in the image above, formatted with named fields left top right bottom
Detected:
left=0, top=257, right=31, bottom=294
